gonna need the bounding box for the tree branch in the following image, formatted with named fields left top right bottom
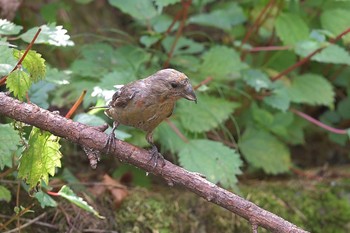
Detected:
left=0, top=92, right=308, bottom=233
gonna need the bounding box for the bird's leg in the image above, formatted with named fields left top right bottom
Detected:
left=146, top=132, right=166, bottom=169
left=105, top=121, right=119, bottom=154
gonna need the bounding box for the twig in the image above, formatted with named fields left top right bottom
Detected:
left=0, top=28, right=42, bottom=86
left=163, top=0, right=192, bottom=68
left=0, top=93, right=309, bottom=233
left=2, top=213, right=47, bottom=233
left=65, top=90, right=87, bottom=119
left=271, top=27, right=350, bottom=81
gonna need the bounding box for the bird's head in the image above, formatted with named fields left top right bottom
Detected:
left=152, top=69, right=197, bottom=103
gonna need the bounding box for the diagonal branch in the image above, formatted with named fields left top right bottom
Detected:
left=0, top=92, right=308, bottom=233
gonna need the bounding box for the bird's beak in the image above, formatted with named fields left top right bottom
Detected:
left=183, top=84, right=197, bottom=103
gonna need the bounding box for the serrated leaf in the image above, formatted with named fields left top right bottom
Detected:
left=199, top=46, right=247, bottom=80
left=162, top=36, right=204, bottom=56
left=0, top=19, right=23, bottom=35
left=154, top=120, right=188, bottom=154
left=108, top=0, right=158, bottom=20
left=0, top=185, right=11, bottom=202
left=179, top=139, right=242, bottom=188
left=13, top=50, right=46, bottom=82
left=177, top=94, right=240, bottom=133
left=0, top=124, right=21, bottom=169
left=239, top=128, right=291, bottom=174
left=189, top=2, right=246, bottom=30
left=58, top=185, right=105, bottom=219
left=20, top=24, right=74, bottom=46
left=275, top=13, right=309, bottom=45
left=321, top=8, right=350, bottom=44
left=242, top=69, right=272, bottom=91
left=287, top=73, right=335, bottom=107
left=295, top=41, right=350, bottom=65
left=6, top=70, right=31, bottom=100
left=18, top=127, right=62, bottom=188
left=35, top=191, right=57, bottom=208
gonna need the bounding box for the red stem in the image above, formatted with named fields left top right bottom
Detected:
left=248, top=45, right=291, bottom=52
left=240, top=0, right=276, bottom=60
left=290, top=108, right=347, bottom=135
left=0, top=28, right=42, bottom=86
left=163, top=0, right=191, bottom=68
left=47, top=191, right=60, bottom=196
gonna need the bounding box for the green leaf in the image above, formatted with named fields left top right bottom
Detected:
left=177, top=94, right=240, bottom=133
left=275, top=13, right=309, bottom=45
left=263, top=81, right=290, bottom=112
left=140, top=34, right=162, bottom=48
left=6, top=70, right=31, bottom=100
left=0, top=185, right=11, bottom=202
left=58, top=185, right=105, bottom=219
left=20, top=24, right=74, bottom=46
left=239, top=128, right=291, bottom=174
left=178, top=139, right=242, bottom=188
left=18, top=127, right=62, bottom=188
left=189, top=2, right=246, bottom=30
left=337, top=97, right=350, bottom=119
left=0, top=45, right=17, bottom=76
left=28, top=81, right=56, bottom=109
left=295, top=41, right=350, bottom=65
left=154, top=0, right=181, bottom=9
left=108, top=0, right=158, bottom=20
left=112, top=164, right=151, bottom=188
left=0, top=124, right=21, bottom=169
left=199, top=46, right=247, bottom=80
left=287, top=73, right=335, bottom=107
left=321, top=8, right=350, bottom=44
left=13, top=50, right=46, bottom=82
left=242, top=69, right=272, bottom=91
left=155, top=120, right=187, bottom=154
left=0, top=19, right=23, bottom=35
left=35, top=191, right=57, bottom=208
left=162, top=36, right=204, bottom=56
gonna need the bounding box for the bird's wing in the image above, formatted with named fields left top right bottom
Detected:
left=110, top=86, right=139, bottom=108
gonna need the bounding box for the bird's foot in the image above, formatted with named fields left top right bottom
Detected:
left=105, top=132, right=117, bottom=154
left=148, top=146, right=166, bottom=169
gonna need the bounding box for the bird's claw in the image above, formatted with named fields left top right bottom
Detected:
left=148, top=146, right=166, bottom=169
left=105, top=132, right=117, bottom=154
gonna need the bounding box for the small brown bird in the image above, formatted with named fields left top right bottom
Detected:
left=104, top=68, right=197, bottom=167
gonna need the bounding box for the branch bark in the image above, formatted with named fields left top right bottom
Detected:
left=0, top=92, right=309, bottom=233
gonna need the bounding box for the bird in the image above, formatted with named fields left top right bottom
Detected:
left=103, top=68, right=197, bottom=168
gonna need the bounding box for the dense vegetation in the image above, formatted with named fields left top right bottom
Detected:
left=1, top=0, right=350, bottom=232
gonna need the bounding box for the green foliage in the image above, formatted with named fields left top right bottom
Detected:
left=0, top=124, right=21, bottom=169
left=287, top=74, right=335, bottom=107
left=20, top=24, right=74, bottom=46
left=178, top=140, right=242, bottom=188
left=188, top=2, right=246, bottom=30
left=199, top=45, right=247, bottom=80
left=57, top=185, right=105, bottom=219
left=2, top=2, right=350, bottom=217
left=35, top=191, right=57, bottom=208
left=275, top=13, right=309, bottom=45
left=18, top=127, right=62, bottom=188
left=239, top=128, right=291, bottom=174
left=0, top=19, right=23, bottom=35
left=0, top=185, right=11, bottom=202
left=177, top=93, right=240, bottom=133
left=321, top=8, right=350, bottom=44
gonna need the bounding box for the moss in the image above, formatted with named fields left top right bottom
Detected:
left=115, top=179, right=350, bottom=233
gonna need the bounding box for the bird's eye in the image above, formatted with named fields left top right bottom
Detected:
left=170, top=82, right=179, bottom=88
